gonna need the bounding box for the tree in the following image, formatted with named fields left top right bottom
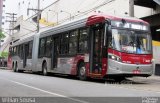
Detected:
left=0, top=30, right=6, bottom=58
left=0, top=51, right=8, bottom=58
left=0, top=30, right=6, bottom=39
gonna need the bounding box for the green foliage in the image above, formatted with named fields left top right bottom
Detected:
left=0, top=31, right=6, bottom=39
left=0, top=52, right=8, bottom=58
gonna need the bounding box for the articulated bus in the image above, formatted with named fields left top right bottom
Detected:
left=8, top=13, right=153, bottom=80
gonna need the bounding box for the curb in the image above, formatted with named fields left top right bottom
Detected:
left=0, top=67, right=8, bottom=69
left=128, top=75, right=160, bottom=83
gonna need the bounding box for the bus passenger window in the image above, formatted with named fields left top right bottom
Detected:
left=78, top=28, right=88, bottom=53
left=9, top=47, right=12, bottom=56
left=60, top=33, right=69, bottom=54
left=20, top=45, right=24, bottom=59
left=14, top=47, right=16, bottom=55
left=69, top=30, right=78, bottom=54
left=54, top=37, right=60, bottom=55
left=17, top=45, right=20, bottom=56
left=16, top=46, right=18, bottom=55
left=46, top=36, right=52, bottom=57
left=28, top=41, right=33, bottom=58
left=39, top=38, right=46, bottom=57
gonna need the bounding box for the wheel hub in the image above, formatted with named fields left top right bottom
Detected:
left=80, top=67, right=85, bottom=76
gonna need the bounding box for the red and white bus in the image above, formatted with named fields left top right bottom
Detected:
left=8, top=13, right=153, bottom=80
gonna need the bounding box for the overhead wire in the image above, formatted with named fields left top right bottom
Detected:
left=72, top=0, right=99, bottom=17
left=57, top=0, right=115, bottom=24
left=10, top=0, right=61, bottom=39
left=14, top=0, right=116, bottom=39
left=77, top=0, right=102, bottom=12
left=25, top=0, right=60, bottom=21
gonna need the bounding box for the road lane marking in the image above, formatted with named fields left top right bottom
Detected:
left=1, top=71, right=160, bottom=97
left=8, top=80, right=89, bottom=103
left=10, top=80, right=66, bottom=97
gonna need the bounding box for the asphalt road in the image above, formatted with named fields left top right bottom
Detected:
left=0, top=69, right=160, bottom=103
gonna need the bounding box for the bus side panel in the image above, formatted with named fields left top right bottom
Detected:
left=12, top=56, right=23, bottom=70
left=26, top=59, right=33, bottom=70
left=101, top=58, right=108, bottom=77
left=36, top=58, right=43, bottom=72
left=18, top=58, right=23, bottom=70
left=70, top=55, right=85, bottom=75
left=56, top=57, right=75, bottom=74
left=36, top=57, right=52, bottom=72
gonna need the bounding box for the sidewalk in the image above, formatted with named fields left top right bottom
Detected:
left=0, top=67, right=8, bottom=69
left=147, top=75, right=160, bottom=81
left=123, top=75, right=160, bottom=92
left=130, top=75, right=160, bottom=83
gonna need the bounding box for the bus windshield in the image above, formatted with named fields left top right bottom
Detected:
left=110, top=29, right=152, bottom=54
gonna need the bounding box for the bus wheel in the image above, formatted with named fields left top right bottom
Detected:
left=15, top=63, right=19, bottom=72
left=13, top=68, right=16, bottom=72
left=13, top=63, right=16, bottom=72
left=78, top=62, right=87, bottom=80
left=42, top=63, right=48, bottom=76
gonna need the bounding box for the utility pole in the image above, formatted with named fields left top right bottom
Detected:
left=5, top=13, right=17, bottom=35
left=27, top=0, right=41, bottom=32
left=129, top=0, right=134, bottom=17
left=37, top=0, right=40, bottom=32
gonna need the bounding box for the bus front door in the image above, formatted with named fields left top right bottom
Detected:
left=90, top=24, right=104, bottom=75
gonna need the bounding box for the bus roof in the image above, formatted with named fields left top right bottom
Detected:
left=39, top=13, right=149, bottom=38
left=11, top=34, right=35, bottom=47
left=86, top=13, right=148, bottom=26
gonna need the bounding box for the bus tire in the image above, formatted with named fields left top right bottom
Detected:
left=78, top=62, right=87, bottom=80
left=12, top=62, right=16, bottom=72
left=15, top=63, right=19, bottom=72
left=15, top=63, right=23, bottom=73
left=42, top=62, right=48, bottom=76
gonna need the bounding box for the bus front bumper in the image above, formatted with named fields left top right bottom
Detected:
left=107, top=59, right=153, bottom=77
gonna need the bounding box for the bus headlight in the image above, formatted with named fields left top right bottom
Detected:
left=109, top=55, right=121, bottom=62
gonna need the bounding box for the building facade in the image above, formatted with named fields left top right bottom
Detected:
left=0, top=0, right=3, bottom=29
left=134, top=0, right=160, bottom=76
